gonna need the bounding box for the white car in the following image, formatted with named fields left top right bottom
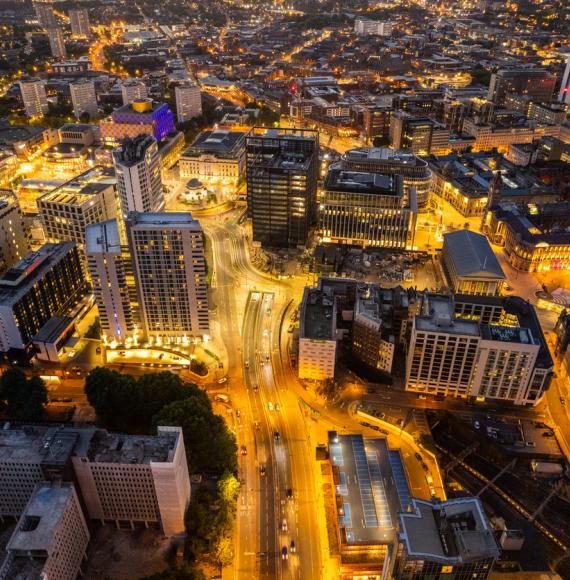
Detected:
left=268, top=401, right=274, bottom=411
left=281, top=518, right=287, bottom=532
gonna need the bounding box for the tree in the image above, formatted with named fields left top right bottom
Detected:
left=84, top=368, right=200, bottom=433
left=153, top=397, right=237, bottom=475
left=0, top=368, right=47, bottom=421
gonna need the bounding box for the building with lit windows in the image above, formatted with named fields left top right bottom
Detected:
left=0, top=482, right=90, bottom=580
left=354, top=17, right=393, bottom=36
left=19, top=78, right=48, bottom=118
left=121, top=80, right=148, bottom=106
left=37, top=166, right=118, bottom=249
left=319, top=164, right=417, bottom=249
left=0, top=193, right=30, bottom=273
left=0, top=242, right=86, bottom=358
left=390, top=113, right=450, bottom=156
left=180, top=130, right=246, bottom=186
left=395, top=497, right=499, bottom=579
left=33, top=1, right=56, bottom=28
left=406, top=294, right=553, bottom=406
left=113, top=134, right=164, bottom=219
left=246, top=127, right=319, bottom=248
left=441, top=230, right=505, bottom=296
left=175, top=83, right=201, bottom=123
left=126, top=212, right=209, bottom=343
left=86, top=219, right=138, bottom=346
left=340, top=147, right=432, bottom=210
left=487, top=68, right=556, bottom=106
left=100, top=99, right=175, bottom=145
left=483, top=200, right=570, bottom=273
left=70, top=78, right=98, bottom=119
left=48, top=27, right=66, bottom=60
left=299, top=286, right=337, bottom=380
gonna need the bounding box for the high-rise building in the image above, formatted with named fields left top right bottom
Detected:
left=0, top=243, right=86, bottom=357
left=0, top=192, right=30, bottom=273
left=340, top=147, right=433, bottom=210
left=48, top=27, right=67, bottom=60
left=487, top=68, right=556, bottom=105
left=246, top=127, right=319, bottom=248
left=86, top=219, right=138, bottom=345
left=126, top=212, right=209, bottom=343
left=69, top=8, right=90, bottom=38
left=121, top=79, right=148, bottom=106
left=175, top=83, right=202, bottom=123
left=69, top=78, right=98, bottom=119
left=0, top=482, right=90, bottom=580
left=112, top=134, right=164, bottom=219
left=19, top=78, right=48, bottom=117
left=72, top=426, right=191, bottom=536
left=33, top=1, right=56, bottom=28
left=390, top=112, right=450, bottom=156
left=37, top=166, right=118, bottom=249
left=0, top=424, right=191, bottom=538
left=354, top=17, right=393, bottom=36
left=559, top=53, right=570, bottom=105
left=395, top=497, right=499, bottom=579
left=319, top=164, right=417, bottom=249
left=406, top=294, right=553, bottom=406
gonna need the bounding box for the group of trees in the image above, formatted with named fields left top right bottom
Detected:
left=84, top=368, right=236, bottom=475
left=0, top=368, right=47, bottom=422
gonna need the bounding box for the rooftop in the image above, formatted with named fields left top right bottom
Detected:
left=300, top=287, right=336, bottom=341
left=324, top=166, right=403, bottom=197
left=443, top=230, right=505, bottom=281
left=89, top=429, right=178, bottom=465
left=416, top=295, right=480, bottom=336
left=343, top=147, right=428, bottom=168
left=113, top=134, right=157, bottom=167
left=183, top=129, right=246, bottom=157
left=7, top=482, right=79, bottom=553
left=85, top=219, right=122, bottom=255
left=399, top=497, right=500, bottom=564
left=126, top=211, right=202, bottom=231
left=328, top=432, right=402, bottom=545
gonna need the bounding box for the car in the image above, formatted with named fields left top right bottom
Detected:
left=265, top=354, right=270, bottom=362
left=281, top=519, right=287, bottom=532
left=561, top=396, right=566, bottom=405
left=378, top=429, right=389, bottom=435
left=215, top=394, right=230, bottom=403
left=505, top=284, right=513, bottom=291
left=119, top=351, right=126, bottom=356
left=281, top=546, right=288, bottom=560
left=240, top=445, right=247, bottom=455
left=260, top=465, right=266, bottom=476
left=218, top=377, right=228, bottom=384
left=421, top=462, right=429, bottom=472
left=415, top=452, right=422, bottom=461
left=274, top=431, right=280, bottom=441
left=474, top=420, right=480, bottom=430
left=68, top=349, right=77, bottom=358
left=158, top=354, right=164, bottom=360
left=252, top=384, right=258, bottom=392
left=417, top=394, right=427, bottom=400
left=254, top=421, right=261, bottom=431
left=290, top=540, right=296, bottom=553
left=236, top=409, right=241, bottom=418
left=543, top=431, right=555, bottom=437
left=268, top=401, right=274, bottom=411
left=96, top=347, right=102, bottom=354
left=286, top=488, right=293, bottom=500
left=360, top=421, right=371, bottom=428
left=275, top=403, right=280, bottom=412
left=245, top=360, right=250, bottom=369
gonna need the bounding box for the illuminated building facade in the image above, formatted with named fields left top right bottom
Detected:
left=0, top=193, right=30, bottom=273
left=100, top=99, right=175, bottom=145
left=175, top=83, right=202, bottom=123
left=69, top=8, right=90, bottom=38
left=390, top=113, right=450, bottom=156
left=0, top=242, right=86, bottom=358
left=487, top=68, right=556, bottom=106
left=121, top=80, right=148, bottom=106
left=19, top=78, right=48, bottom=118
left=48, top=27, right=66, bottom=60
left=319, top=165, right=417, bottom=249
left=69, top=78, right=98, bottom=119
left=126, top=212, right=209, bottom=343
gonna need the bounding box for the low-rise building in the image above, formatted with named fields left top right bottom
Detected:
left=37, top=166, right=118, bottom=248
left=299, top=286, right=337, bottom=380
left=0, top=482, right=90, bottom=580
left=180, top=130, right=246, bottom=186
left=441, top=230, right=505, bottom=296
left=395, top=497, right=499, bottom=579
left=483, top=200, right=570, bottom=272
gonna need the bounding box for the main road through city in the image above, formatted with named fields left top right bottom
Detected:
left=204, top=212, right=321, bottom=580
